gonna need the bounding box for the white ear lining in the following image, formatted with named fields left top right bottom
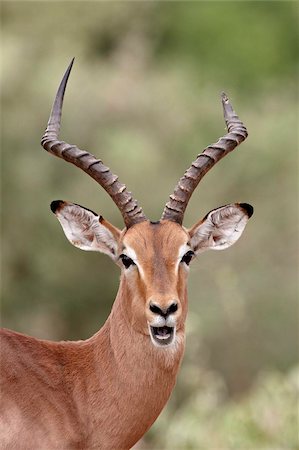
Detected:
left=190, top=203, right=252, bottom=254
left=52, top=201, right=119, bottom=259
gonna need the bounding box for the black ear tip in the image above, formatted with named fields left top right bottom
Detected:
left=50, top=200, right=64, bottom=213
left=239, top=203, right=254, bottom=218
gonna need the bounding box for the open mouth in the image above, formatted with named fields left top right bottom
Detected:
left=149, top=325, right=175, bottom=347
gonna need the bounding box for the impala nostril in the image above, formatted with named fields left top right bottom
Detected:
left=167, top=302, right=178, bottom=315
left=149, top=303, right=163, bottom=316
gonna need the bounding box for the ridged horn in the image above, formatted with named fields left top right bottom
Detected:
left=41, top=59, right=146, bottom=229
left=161, top=93, right=248, bottom=224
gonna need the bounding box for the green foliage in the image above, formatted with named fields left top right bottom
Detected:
left=1, top=2, right=298, bottom=448
left=145, top=366, right=298, bottom=449
left=154, top=2, right=298, bottom=90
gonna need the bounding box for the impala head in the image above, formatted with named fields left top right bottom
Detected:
left=41, top=59, right=253, bottom=349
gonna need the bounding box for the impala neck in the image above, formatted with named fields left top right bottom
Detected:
left=106, top=276, right=186, bottom=373
left=83, top=279, right=186, bottom=448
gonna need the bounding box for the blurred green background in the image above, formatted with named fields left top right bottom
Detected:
left=1, top=2, right=298, bottom=449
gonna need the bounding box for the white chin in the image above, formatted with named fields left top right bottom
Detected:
left=149, top=325, right=176, bottom=347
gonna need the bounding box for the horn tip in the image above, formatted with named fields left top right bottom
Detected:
left=221, top=92, right=229, bottom=103
left=65, top=57, right=75, bottom=76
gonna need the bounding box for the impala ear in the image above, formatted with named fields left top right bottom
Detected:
left=50, top=200, right=121, bottom=260
left=189, top=203, right=253, bottom=254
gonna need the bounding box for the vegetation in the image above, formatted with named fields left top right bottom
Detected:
left=144, top=366, right=299, bottom=449
left=2, top=2, right=297, bottom=448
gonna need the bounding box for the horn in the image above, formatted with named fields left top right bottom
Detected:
left=41, top=59, right=147, bottom=229
left=161, top=93, right=248, bottom=224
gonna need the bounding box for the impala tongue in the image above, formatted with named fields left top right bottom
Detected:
left=157, top=326, right=169, bottom=337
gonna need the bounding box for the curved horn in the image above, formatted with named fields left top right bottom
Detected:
left=41, top=59, right=146, bottom=229
left=161, top=93, right=248, bottom=224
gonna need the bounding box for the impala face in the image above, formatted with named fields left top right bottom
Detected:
left=121, top=221, right=190, bottom=348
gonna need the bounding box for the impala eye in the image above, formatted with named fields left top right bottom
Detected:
left=120, top=254, right=135, bottom=269
left=181, top=250, right=195, bottom=266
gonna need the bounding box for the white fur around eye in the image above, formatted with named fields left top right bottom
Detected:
left=122, top=245, right=145, bottom=278
left=123, top=246, right=138, bottom=263
left=175, top=244, right=191, bottom=273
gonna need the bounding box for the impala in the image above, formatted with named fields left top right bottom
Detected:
left=0, top=59, right=253, bottom=449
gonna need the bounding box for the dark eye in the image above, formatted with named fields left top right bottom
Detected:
left=181, top=250, right=195, bottom=266
left=120, top=254, right=135, bottom=269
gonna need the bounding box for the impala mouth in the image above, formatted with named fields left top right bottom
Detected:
left=149, top=325, right=175, bottom=347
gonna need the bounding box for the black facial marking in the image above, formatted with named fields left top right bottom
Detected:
left=149, top=302, right=178, bottom=318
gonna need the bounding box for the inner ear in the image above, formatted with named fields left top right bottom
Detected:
left=188, top=203, right=253, bottom=254
left=51, top=200, right=121, bottom=259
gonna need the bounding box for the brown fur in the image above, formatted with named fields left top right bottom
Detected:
left=0, top=221, right=188, bottom=449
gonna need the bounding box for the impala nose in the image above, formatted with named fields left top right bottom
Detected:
left=149, top=302, right=178, bottom=318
